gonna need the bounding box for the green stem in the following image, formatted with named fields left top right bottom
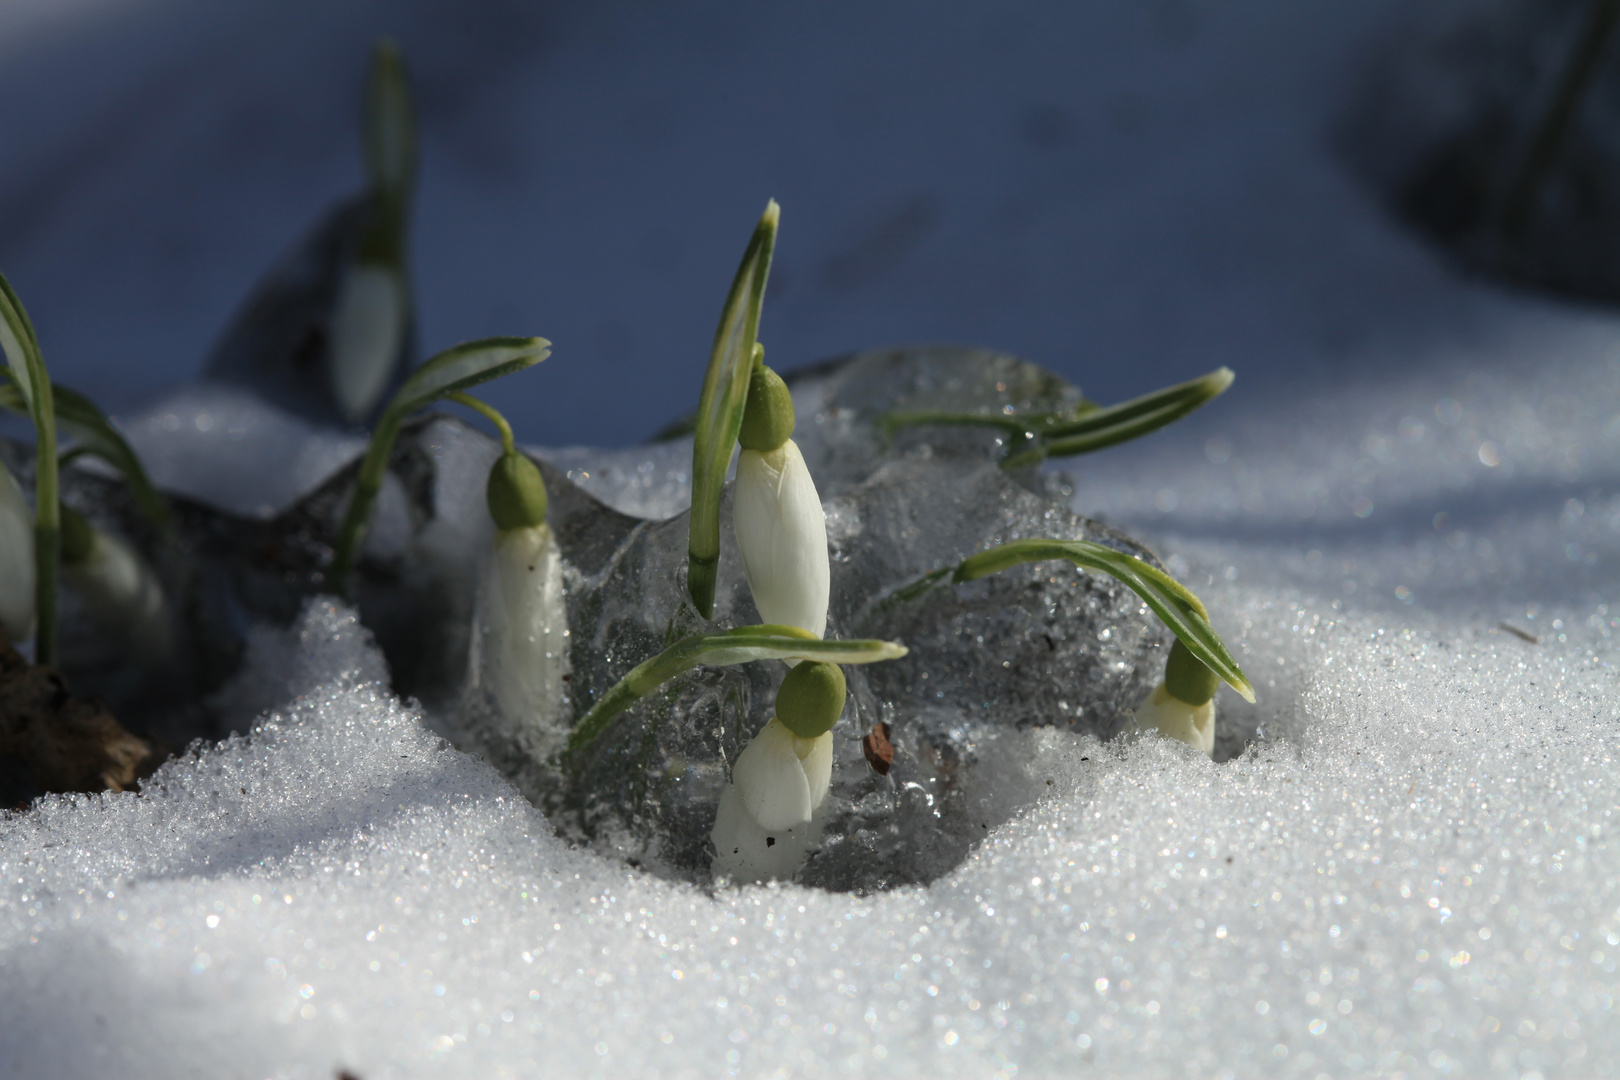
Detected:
left=446, top=391, right=515, bottom=454
left=327, top=411, right=402, bottom=596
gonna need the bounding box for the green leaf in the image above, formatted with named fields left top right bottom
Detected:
left=688, top=201, right=779, bottom=618
left=1, top=376, right=169, bottom=528
left=0, top=273, right=39, bottom=410
left=952, top=538, right=1253, bottom=702
left=568, top=624, right=905, bottom=755
left=1003, top=367, right=1234, bottom=468
left=365, top=39, right=416, bottom=204
left=387, top=337, right=550, bottom=422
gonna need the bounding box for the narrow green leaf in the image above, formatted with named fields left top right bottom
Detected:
left=0, top=270, right=59, bottom=664
left=0, top=274, right=38, bottom=409
left=688, top=201, right=779, bottom=617
left=0, top=377, right=169, bottom=529
left=568, top=623, right=905, bottom=755
left=1003, top=367, right=1234, bottom=468
left=365, top=39, right=416, bottom=204
left=389, top=337, right=549, bottom=420
left=952, top=538, right=1253, bottom=702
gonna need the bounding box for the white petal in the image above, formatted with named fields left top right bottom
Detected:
left=330, top=264, right=405, bottom=421
left=733, top=716, right=813, bottom=830
left=0, top=462, right=34, bottom=645
left=734, top=440, right=829, bottom=638
left=477, top=524, right=570, bottom=755
left=1134, top=682, right=1215, bottom=756
left=63, top=530, right=170, bottom=662
left=795, top=730, right=834, bottom=811
left=709, top=783, right=820, bottom=884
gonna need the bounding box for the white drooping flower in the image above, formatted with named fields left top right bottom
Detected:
left=732, top=359, right=829, bottom=638
left=1134, top=682, right=1215, bottom=756
left=731, top=715, right=833, bottom=830
left=471, top=522, right=570, bottom=756
left=710, top=660, right=845, bottom=882
left=734, top=440, right=829, bottom=637
left=0, top=461, right=34, bottom=646
left=466, top=444, right=569, bottom=758
left=329, top=262, right=406, bottom=422
left=61, top=518, right=170, bottom=664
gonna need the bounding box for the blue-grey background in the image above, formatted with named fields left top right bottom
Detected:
left=0, top=1, right=1506, bottom=445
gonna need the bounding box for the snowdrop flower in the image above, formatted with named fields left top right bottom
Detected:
left=468, top=444, right=570, bottom=757
left=329, top=262, right=407, bottom=423
left=59, top=507, right=170, bottom=663
left=733, top=358, right=829, bottom=638
left=0, top=461, right=34, bottom=645
left=713, top=660, right=845, bottom=884
left=1133, top=639, right=1217, bottom=756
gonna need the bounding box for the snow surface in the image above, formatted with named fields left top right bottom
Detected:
left=3, top=2, right=1620, bottom=1079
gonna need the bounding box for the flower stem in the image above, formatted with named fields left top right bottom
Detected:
left=446, top=391, right=515, bottom=454
left=327, top=411, right=401, bottom=597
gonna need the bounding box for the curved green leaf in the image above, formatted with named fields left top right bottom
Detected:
left=390, top=336, right=549, bottom=420
left=0, top=270, right=59, bottom=664
left=1003, top=367, right=1234, bottom=469
left=688, top=201, right=779, bottom=617
left=1, top=377, right=169, bottom=529
left=568, top=624, right=905, bottom=755
left=952, top=537, right=1253, bottom=702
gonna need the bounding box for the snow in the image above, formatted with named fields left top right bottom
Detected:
left=3, top=1, right=1620, bottom=1078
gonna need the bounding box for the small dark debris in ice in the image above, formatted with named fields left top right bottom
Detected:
left=862, top=722, right=895, bottom=775
left=1498, top=622, right=1540, bottom=644
left=0, top=634, right=164, bottom=798
left=765, top=837, right=776, bottom=847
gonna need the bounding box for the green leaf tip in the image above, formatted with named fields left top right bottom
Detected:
left=950, top=537, right=1252, bottom=703
left=687, top=201, right=780, bottom=616
left=1002, top=366, right=1236, bottom=468
left=567, top=624, right=903, bottom=756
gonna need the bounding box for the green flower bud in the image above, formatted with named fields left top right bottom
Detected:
left=1163, top=638, right=1219, bottom=706
left=486, top=451, right=549, bottom=531
left=775, top=660, right=846, bottom=739
left=59, top=505, right=95, bottom=565
left=738, top=363, right=795, bottom=452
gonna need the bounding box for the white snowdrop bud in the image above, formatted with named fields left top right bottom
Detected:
left=60, top=511, right=170, bottom=664
left=471, top=522, right=570, bottom=757
left=1134, top=682, right=1215, bottom=756
left=1134, top=641, right=1219, bottom=755
left=329, top=263, right=406, bottom=422
left=731, top=716, right=833, bottom=831
left=733, top=439, right=829, bottom=638
left=0, top=461, right=34, bottom=646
